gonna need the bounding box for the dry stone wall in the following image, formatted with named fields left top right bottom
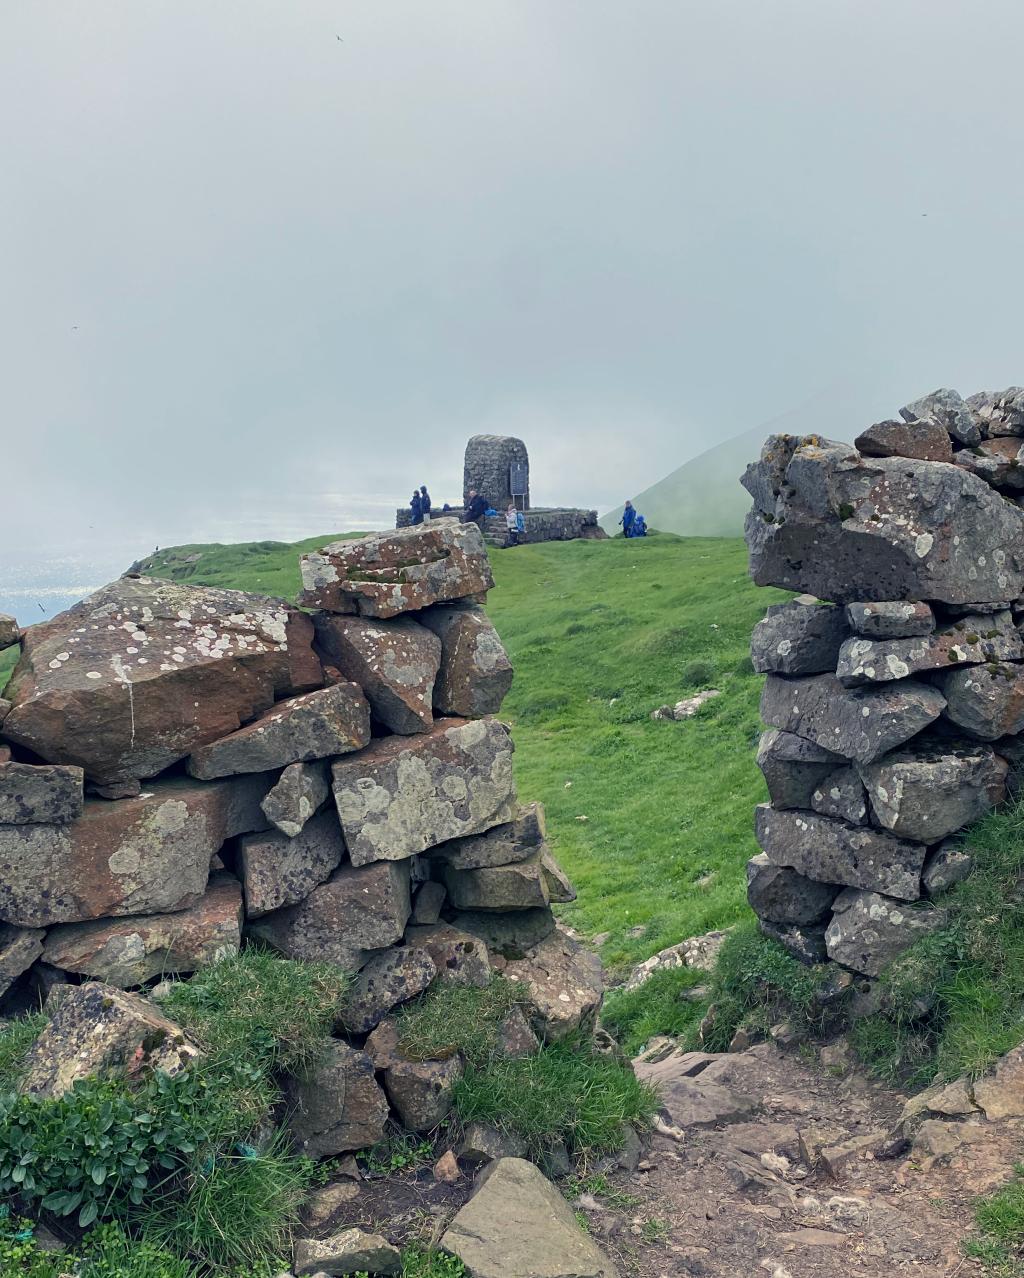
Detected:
left=0, top=516, right=600, bottom=1148
left=743, top=387, right=1024, bottom=974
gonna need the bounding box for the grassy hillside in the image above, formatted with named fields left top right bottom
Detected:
left=127, top=531, right=788, bottom=974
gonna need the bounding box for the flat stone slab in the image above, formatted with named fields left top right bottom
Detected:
left=0, top=762, right=84, bottom=825
left=331, top=717, right=516, bottom=866
left=239, top=808, right=346, bottom=918
left=836, top=612, right=1023, bottom=686
left=634, top=1053, right=755, bottom=1129
left=845, top=600, right=935, bottom=639
left=427, top=802, right=545, bottom=869
left=760, top=673, right=946, bottom=766
left=260, top=759, right=330, bottom=838
left=937, top=662, right=1024, bottom=740
left=825, top=889, right=948, bottom=976
left=442, top=849, right=553, bottom=912
left=293, top=1228, right=400, bottom=1276
left=420, top=602, right=514, bottom=717
left=299, top=519, right=494, bottom=618
left=755, top=805, right=926, bottom=900
left=751, top=600, right=848, bottom=676
left=756, top=729, right=845, bottom=810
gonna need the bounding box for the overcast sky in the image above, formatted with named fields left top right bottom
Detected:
left=4, top=0, right=1024, bottom=568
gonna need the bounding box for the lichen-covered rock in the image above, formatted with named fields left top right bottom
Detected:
left=810, top=764, right=868, bottom=824
left=42, top=874, right=243, bottom=987
left=0, top=923, right=45, bottom=997
left=451, top=906, right=556, bottom=959
left=331, top=718, right=516, bottom=866
left=1, top=577, right=320, bottom=785
left=19, top=982, right=200, bottom=1098
left=260, top=759, right=330, bottom=838
left=845, top=600, right=935, bottom=639
left=239, top=809, right=346, bottom=918
left=967, top=387, right=1024, bottom=438
left=825, top=890, right=948, bottom=976
left=760, top=673, right=946, bottom=766
left=756, top=729, right=845, bottom=809
left=419, top=603, right=514, bottom=717
left=854, top=418, right=953, bottom=462
left=383, top=1054, right=463, bottom=1132
left=284, top=1041, right=389, bottom=1158
left=835, top=612, right=1022, bottom=686
left=742, top=435, right=1024, bottom=603
left=404, top=922, right=492, bottom=987
left=954, top=436, right=1024, bottom=490
left=900, top=387, right=980, bottom=446
left=427, top=803, right=545, bottom=870
left=936, top=662, right=1024, bottom=740
left=0, top=774, right=271, bottom=928
left=860, top=740, right=1007, bottom=844
left=298, top=520, right=494, bottom=618
left=754, top=804, right=926, bottom=899
left=313, top=614, right=440, bottom=735
left=293, top=1228, right=400, bottom=1277
left=502, top=931, right=603, bottom=1041
left=187, top=683, right=369, bottom=779
left=922, top=841, right=973, bottom=897
left=248, top=860, right=411, bottom=972
left=0, top=762, right=84, bottom=825
left=442, top=850, right=552, bottom=911
left=337, top=946, right=436, bottom=1034
left=746, top=853, right=838, bottom=925
left=758, top=918, right=828, bottom=964
left=750, top=601, right=848, bottom=676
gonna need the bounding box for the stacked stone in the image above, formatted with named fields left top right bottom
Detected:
left=0, top=517, right=600, bottom=1149
left=742, top=387, right=1024, bottom=977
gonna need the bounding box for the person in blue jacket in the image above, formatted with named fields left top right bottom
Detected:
left=419, top=486, right=432, bottom=521
left=620, top=500, right=636, bottom=537
left=410, top=491, right=423, bottom=525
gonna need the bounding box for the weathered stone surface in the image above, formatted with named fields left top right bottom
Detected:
left=756, top=729, right=844, bottom=809
left=743, top=435, right=1024, bottom=603
left=458, top=1121, right=527, bottom=1165
left=0, top=773, right=271, bottom=928
left=442, top=1157, right=618, bottom=1278
left=854, top=418, right=954, bottom=462
left=284, top=1041, right=389, bottom=1158
left=922, top=841, right=973, bottom=896
left=260, top=759, right=330, bottom=838
left=301, top=1174, right=361, bottom=1230
left=758, top=918, right=828, bottom=964
left=845, top=600, right=935, bottom=639
left=338, top=946, right=436, bottom=1034
left=634, top=1051, right=754, bottom=1129
left=824, top=890, right=948, bottom=976
left=860, top=740, right=1007, bottom=843
left=248, top=860, right=411, bottom=972
left=967, top=387, right=1024, bottom=437
left=760, top=674, right=946, bottom=766
left=384, top=1054, right=463, bottom=1131
left=502, top=931, right=603, bottom=1041
left=299, top=520, right=494, bottom=618
left=746, top=853, right=838, bottom=925
left=972, top=1043, right=1024, bottom=1119
left=754, top=805, right=926, bottom=899
left=188, top=683, right=369, bottom=779
left=42, top=874, right=243, bottom=987
left=411, top=880, right=446, bottom=925
left=363, top=1016, right=403, bottom=1070
left=900, top=387, right=981, bottom=446
left=497, top=1005, right=541, bottom=1058
left=19, top=982, right=200, bottom=1098
left=427, top=803, right=545, bottom=870
left=0, top=762, right=84, bottom=825
left=541, top=848, right=577, bottom=903
left=0, top=923, right=45, bottom=997
left=419, top=603, right=514, bottom=717
left=954, top=436, right=1024, bottom=490
left=810, top=764, right=868, bottom=824
left=750, top=601, right=848, bottom=676
left=819, top=1129, right=887, bottom=1177
left=621, top=929, right=730, bottom=993
left=313, top=614, right=441, bottom=735
left=937, top=662, right=1024, bottom=740
left=1, top=576, right=320, bottom=785
left=293, top=1228, right=400, bottom=1276
left=405, top=922, right=492, bottom=987
left=331, top=718, right=516, bottom=866
left=836, top=612, right=1023, bottom=686
left=451, top=907, right=556, bottom=958
left=239, top=809, right=345, bottom=918
left=0, top=614, right=19, bottom=648
left=442, top=849, right=553, bottom=912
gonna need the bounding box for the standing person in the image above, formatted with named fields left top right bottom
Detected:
left=505, top=502, right=520, bottom=547
left=619, top=499, right=636, bottom=538
left=464, top=489, right=488, bottom=526
left=420, top=485, right=432, bottom=522
left=410, top=490, right=423, bottom=525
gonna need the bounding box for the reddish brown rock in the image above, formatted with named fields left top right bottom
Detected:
left=0, top=773, right=271, bottom=928
left=298, top=520, right=494, bottom=618
left=240, top=809, right=346, bottom=918
left=384, top=1054, right=464, bottom=1132
left=313, top=614, right=441, bottom=734
left=188, top=682, right=370, bottom=779
left=0, top=614, right=19, bottom=648
left=1, top=577, right=321, bottom=786
left=419, top=603, right=514, bottom=718
left=42, top=874, right=243, bottom=987
left=954, top=436, right=1024, bottom=490
left=854, top=419, right=954, bottom=462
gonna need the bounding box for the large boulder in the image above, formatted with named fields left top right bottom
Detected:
left=502, top=930, right=603, bottom=1041
left=239, top=809, right=346, bottom=918
left=298, top=520, right=494, bottom=618
left=746, top=853, right=838, bottom=925
left=860, top=740, right=1007, bottom=843
left=760, top=673, right=945, bottom=766
left=187, top=682, right=370, bottom=779
left=313, top=614, right=441, bottom=734
left=756, top=729, right=845, bottom=809
left=441, top=1157, right=618, bottom=1278
left=331, top=718, right=516, bottom=866
left=0, top=762, right=84, bottom=825
left=248, top=860, right=411, bottom=972
left=0, top=774, right=271, bottom=928
left=259, top=759, right=330, bottom=838
left=0, top=923, right=45, bottom=997
left=42, top=874, right=243, bottom=987
left=854, top=418, right=953, bottom=462
left=750, top=600, right=848, bottom=676
left=337, top=945, right=437, bottom=1034
left=835, top=612, right=1022, bottom=686
left=284, top=1041, right=389, bottom=1158
left=1, top=577, right=321, bottom=786
left=825, top=889, right=948, bottom=976
left=742, top=435, right=1024, bottom=604
left=936, top=662, right=1024, bottom=740
left=419, top=603, right=514, bottom=717
left=19, top=982, right=200, bottom=1098
left=754, top=805, right=926, bottom=899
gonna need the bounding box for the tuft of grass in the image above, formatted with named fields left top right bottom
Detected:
left=0, top=643, right=17, bottom=695
left=399, top=1244, right=468, bottom=1277
left=965, top=1165, right=1024, bottom=1276
left=0, top=1012, right=47, bottom=1092
left=601, top=967, right=708, bottom=1056
left=395, top=977, right=523, bottom=1066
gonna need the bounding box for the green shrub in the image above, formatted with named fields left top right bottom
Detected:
left=396, top=978, right=523, bottom=1066
left=79, top=1223, right=195, bottom=1277
left=679, top=659, right=716, bottom=688
left=601, top=967, right=708, bottom=1055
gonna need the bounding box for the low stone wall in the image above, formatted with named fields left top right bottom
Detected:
left=396, top=506, right=604, bottom=545
left=742, top=387, right=1024, bottom=976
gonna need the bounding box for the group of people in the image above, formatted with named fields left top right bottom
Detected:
left=619, top=500, right=648, bottom=537
left=408, top=485, right=432, bottom=524
left=408, top=486, right=522, bottom=547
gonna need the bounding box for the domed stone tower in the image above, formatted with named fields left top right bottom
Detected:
left=463, top=435, right=530, bottom=511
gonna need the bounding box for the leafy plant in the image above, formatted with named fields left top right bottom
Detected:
left=357, top=1130, right=435, bottom=1177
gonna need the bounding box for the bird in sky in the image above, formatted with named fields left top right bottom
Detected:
left=336, top=34, right=343, bottom=41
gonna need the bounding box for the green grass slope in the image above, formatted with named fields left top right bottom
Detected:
left=129, top=531, right=788, bottom=975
